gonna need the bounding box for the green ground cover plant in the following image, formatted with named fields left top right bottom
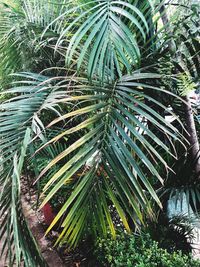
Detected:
left=95, top=232, right=200, bottom=267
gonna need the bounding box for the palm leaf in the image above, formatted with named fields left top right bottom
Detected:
left=43, top=0, right=155, bottom=80
left=0, top=128, right=47, bottom=267
left=32, top=70, right=187, bottom=247
left=0, top=0, right=69, bottom=87
left=0, top=72, right=67, bottom=180
left=0, top=73, right=68, bottom=265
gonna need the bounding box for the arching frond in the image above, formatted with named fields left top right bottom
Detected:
left=30, top=71, right=187, bottom=247
left=0, top=72, right=68, bottom=265
left=0, top=128, right=47, bottom=267
left=44, top=0, right=156, bottom=80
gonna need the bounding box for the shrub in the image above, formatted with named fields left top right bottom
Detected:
left=95, top=232, right=200, bottom=267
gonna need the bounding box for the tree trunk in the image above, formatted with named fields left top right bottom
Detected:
left=183, top=95, right=200, bottom=175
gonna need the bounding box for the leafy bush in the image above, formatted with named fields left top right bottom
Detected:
left=95, top=232, right=200, bottom=267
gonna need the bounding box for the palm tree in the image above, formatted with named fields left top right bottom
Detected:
left=0, top=0, right=199, bottom=265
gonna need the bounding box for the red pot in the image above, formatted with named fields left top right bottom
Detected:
left=42, top=202, right=56, bottom=226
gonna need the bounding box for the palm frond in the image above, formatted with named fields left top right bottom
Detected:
left=31, top=70, right=187, bottom=247
left=43, top=0, right=156, bottom=80
left=0, top=128, right=47, bottom=267
left=172, top=11, right=200, bottom=78
left=0, top=72, right=68, bottom=265
left=0, top=1, right=69, bottom=87
left=0, top=72, right=67, bottom=181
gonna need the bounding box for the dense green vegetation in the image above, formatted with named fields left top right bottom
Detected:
left=0, top=0, right=199, bottom=266
left=95, top=232, right=200, bottom=267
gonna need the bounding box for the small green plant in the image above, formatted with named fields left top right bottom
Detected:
left=95, top=231, right=200, bottom=267
left=177, top=72, right=196, bottom=97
